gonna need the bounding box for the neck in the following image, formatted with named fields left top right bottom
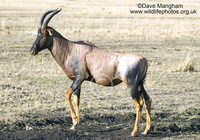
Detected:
left=48, top=36, right=71, bottom=71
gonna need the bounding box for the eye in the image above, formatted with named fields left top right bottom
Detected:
left=37, top=33, right=43, bottom=39
left=37, top=29, right=44, bottom=39
left=37, top=33, right=41, bottom=37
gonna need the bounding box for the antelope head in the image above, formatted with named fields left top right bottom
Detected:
left=30, top=8, right=62, bottom=55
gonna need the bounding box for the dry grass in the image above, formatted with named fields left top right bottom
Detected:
left=0, top=0, right=200, bottom=138
left=174, top=55, right=196, bottom=72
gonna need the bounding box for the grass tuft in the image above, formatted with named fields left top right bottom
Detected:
left=1, top=19, right=10, bottom=34
left=174, top=55, right=196, bottom=72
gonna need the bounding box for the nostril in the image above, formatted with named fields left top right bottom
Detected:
left=30, top=50, right=35, bottom=55
left=30, top=46, right=37, bottom=55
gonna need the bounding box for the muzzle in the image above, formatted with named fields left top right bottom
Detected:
left=30, top=45, right=38, bottom=55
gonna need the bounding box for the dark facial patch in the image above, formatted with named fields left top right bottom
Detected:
left=30, top=29, right=42, bottom=55
left=30, top=28, right=50, bottom=55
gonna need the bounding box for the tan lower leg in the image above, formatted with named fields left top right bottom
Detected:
left=73, top=95, right=80, bottom=124
left=65, top=88, right=78, bottom=129
left=143, top=98, right=151, bottom=134
left=131, top=98, right=143, bottom=136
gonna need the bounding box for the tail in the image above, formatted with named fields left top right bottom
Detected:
left=139, top=57, right=148, bottom=85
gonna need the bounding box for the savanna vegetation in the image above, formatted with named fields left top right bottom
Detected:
left=0, top=0, right=200, bottom=139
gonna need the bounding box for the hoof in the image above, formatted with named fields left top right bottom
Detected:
left=141, top=132, right=146, bottom=135
left=74, top=122, right=78, bottom=129
left=141, top=132, right=147, bottom=136
left=141, top=131, right=148, bottom=136
left=69, top=127, right=75, bottom=131
left=69, top=122, right=78, bottom=131
left=128, top=134, right=135, bottom=137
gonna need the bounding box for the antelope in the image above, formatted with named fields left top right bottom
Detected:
left=30, top=8, right=152, bottom=136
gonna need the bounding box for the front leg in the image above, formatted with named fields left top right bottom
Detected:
left=65, top=76, right=83, bottom=130
left=65, top=88, right=77, bottom=130
left=73, top=88, right=81, bottom=125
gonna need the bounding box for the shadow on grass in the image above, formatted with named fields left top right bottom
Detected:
left=0, top=110, right=199, bottom=139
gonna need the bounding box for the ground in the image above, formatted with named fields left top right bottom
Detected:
left=0, top=109, right=199, bottom=139
left=0, top=0, right=200, bottom=139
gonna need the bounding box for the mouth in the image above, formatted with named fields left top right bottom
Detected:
left=30, top=50, right=37, bottom=55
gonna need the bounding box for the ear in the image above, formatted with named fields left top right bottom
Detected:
left=47, top=29, right=52, bottom=36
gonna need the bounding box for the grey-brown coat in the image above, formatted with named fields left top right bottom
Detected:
left=30, top=9, right=152, bottom=136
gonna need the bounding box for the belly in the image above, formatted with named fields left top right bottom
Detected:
left=86, top=73, right=122, bottom=86
left=104, top=79, right=122, bottom=86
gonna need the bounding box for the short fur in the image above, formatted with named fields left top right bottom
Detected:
left=30, top=9, right=152, bottom=136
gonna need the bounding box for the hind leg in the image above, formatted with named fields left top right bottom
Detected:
left=131, top=96, right=144, bottom=136
left=124, top=80, right=144, bottom=136
left=140, top=84, right=151, bottom=135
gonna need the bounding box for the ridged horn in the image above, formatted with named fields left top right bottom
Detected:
left=39, top=9, right=56, bottom=28
left=41, top=8, right=62, bottom=29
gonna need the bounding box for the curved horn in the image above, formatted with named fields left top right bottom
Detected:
left=41, top=8, right=62, bottom=29
left=39, top=9, right=57, bottom=28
